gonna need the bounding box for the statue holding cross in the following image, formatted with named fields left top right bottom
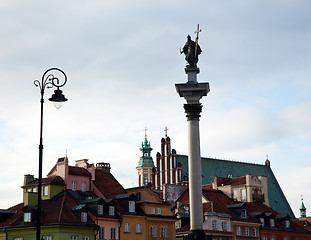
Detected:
left=181, top=24, right=202, bottom=68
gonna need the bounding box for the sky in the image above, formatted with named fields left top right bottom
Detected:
left=0, top=0, right=310, bottom=218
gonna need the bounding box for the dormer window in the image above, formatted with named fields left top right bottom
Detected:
left=24, top=212, right=31, bottom=222
left=43, top=186, right=48, bottom=196
left=270, top=218, right=275, bottom=227
left=151, top=207, right=155, bottom=214
left=260, top=218, right=265, bottom=226
left=129, top=201, right=135, bottom=212
left=285, top=220, right=290, bottom=228
left=109, top=206, right=115, bottom=216
left=241, top=209, right=247, bottom=218
left=98, top=205, right=103, bottom=215
left=81, top=212, right=87, bottom=222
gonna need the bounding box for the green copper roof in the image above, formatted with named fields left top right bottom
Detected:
left=300, top=201, right=306, bottom=211
left=137, top=136, right=154, bottom=168
left=176, top=155, right=295, bottom=219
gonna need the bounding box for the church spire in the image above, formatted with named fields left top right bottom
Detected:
left=136, top=128, right=155, bottom=187
left=300, top=195, right=307, bottom=218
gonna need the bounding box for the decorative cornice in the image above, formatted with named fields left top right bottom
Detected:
left=184, top=103, right=202, bottom=121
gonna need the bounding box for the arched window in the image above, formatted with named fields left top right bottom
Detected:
left=212, top=220, right=217, bottom=230
left=222, top=221, right=228, bottom=231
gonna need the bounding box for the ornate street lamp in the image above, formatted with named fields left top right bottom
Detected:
left=33, top=68, right=68, bottom=240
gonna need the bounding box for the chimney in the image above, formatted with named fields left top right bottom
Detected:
left=24, top=174, right=35, bottom=186
left=96, top=162, right=111, bottom=173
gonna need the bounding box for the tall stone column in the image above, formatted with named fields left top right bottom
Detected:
left=176, top=66, right=209, bottom=239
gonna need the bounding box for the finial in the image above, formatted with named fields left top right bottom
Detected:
left=164, top=126, right=169, bottom=138
left=66, top=149, right=68, bottom=158
left=301, top=194, right=304, bottom=202
left=144, top=127, right=148, bottom=139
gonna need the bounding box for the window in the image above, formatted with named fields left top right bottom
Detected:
left=72, top=181, right=77, bottom=191
left=212, top=219, right=217, bottom=230
left=81, top=212, right=87, bottom=222
left=253, top=228, right=257, bottom=237
left=245, top=227, right=249, bottom=236
left=81, top=181, right=86, bottom=192
left=98, top=205, right=103, bottom=215
left=285, top=220, right=290, bottom=228
left=124, top=222, right=130, bottom=233
left=161, top=226, right=167, bottom=238
left=241, top=209, right=247, bottom=218
left=42, top=236, right=52, bottom=240
left=240, top=188, right=246, bottom=200
left=82, top=236, right=89, bottom=240
left=27, top=188, right=31, bottom=192
left=157, top=207, right=161, bottom=215
left=175, top=219, right=181, bottom=229
left=260, top=218, right=265, bottom=226
left=33, top=187, right=37, bottom=192
left=151, top=207, right=155, bottom=214
left=24, top=212, right=31, bottom=222
left=111, top=227, right=116, bottom=240
left=222, top=221, right=228, bottom=231
left=236, top=226, right=241, bottom=236
left=150, top=225, right=157, bottom=238
left=271, top=237, right=275, bottom=240
left=71, top=236, right=78, bottom=240
left=129, top=201, right=135, bottom=212
left=144, top=175, right=148, bottom=185
left=136, top=223, right=142, bottom=233
left=233, top=190, right=238, bottom=200
left=109, top=206, right=115, bottom=216
left=262, top=237, right=267, bottom=240
left=43, top=186, right=48, bottom=196
left=270, top=218, right=275, bottom=227
left=14, top=238, right=23, bottom=240
left=99, top=227, right=105, bottom=239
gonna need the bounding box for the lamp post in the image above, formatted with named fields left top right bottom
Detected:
left=33, top=68, right=68, bottom=240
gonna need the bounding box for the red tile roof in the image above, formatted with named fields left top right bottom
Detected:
left=216, top=176, right=246, bottom=186
left=23, top=175, right=65, bottom=187
left=69, top=166, right=91, bottom=177
left=0, top=191, right=96, bottom=228
left=93, top=169, right=126, bottom=199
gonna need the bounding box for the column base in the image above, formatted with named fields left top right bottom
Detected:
left=184, top=230, right=212, bottom=240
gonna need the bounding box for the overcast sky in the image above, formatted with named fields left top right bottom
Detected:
left=0, top=0, right=310, bottom=218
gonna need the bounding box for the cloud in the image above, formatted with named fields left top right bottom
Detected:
left=0, top=1, right=310, bottom=216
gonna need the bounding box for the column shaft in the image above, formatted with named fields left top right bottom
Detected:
left=188, top=119, right=203, bottom=230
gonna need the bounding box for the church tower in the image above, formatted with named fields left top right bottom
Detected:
left=137, top=129, right=155, bottom=187
left=300, top=196, right=307, bottom=218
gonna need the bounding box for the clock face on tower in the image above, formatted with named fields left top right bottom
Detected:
left=144, top=152, right=148, bottom=156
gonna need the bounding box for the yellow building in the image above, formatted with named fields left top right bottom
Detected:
left=126, top=187, right=176, bottom=240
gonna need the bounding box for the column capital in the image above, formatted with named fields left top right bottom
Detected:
left=184, top=103, right=202, bottom=121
